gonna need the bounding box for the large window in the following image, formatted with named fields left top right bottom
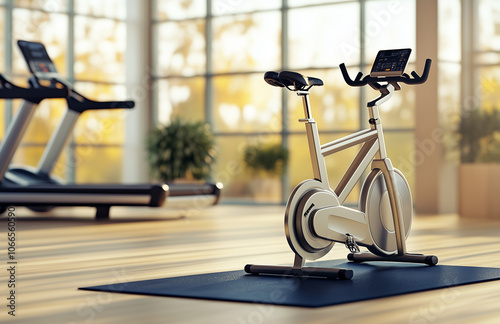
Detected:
left=442, top=0, right=500, bottom=164
left=153, top=0, right=417, bottom=204
left=475, top=0, right=500, bottom=111
left=438, top=0, right=461, bottom=164
left=1, top=0, right=127, bottom=183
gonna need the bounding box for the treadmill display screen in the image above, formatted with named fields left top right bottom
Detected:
left=370, top=48, right=411, bottom=77
left=17, top=40, right=59, bottom=78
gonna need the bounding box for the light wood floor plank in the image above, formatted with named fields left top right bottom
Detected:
left=1, top=205, right=500, bottom=323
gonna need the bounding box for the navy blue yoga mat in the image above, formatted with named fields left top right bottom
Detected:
left=80, top=260, right=500, bottom=308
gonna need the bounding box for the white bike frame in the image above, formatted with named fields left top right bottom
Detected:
left=245, top=62, right=437, bottom=279
left=298, top=83, right=407, bottom=254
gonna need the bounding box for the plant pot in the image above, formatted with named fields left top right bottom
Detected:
left=459, top=163, right=500, bottom=218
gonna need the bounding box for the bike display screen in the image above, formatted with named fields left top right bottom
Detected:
left=370, top=48, right=412, bottom=77
left=17, top=40, right=59, bottom=78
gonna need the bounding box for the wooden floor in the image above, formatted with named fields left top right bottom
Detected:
left=1, top=205, right=500, bottom=324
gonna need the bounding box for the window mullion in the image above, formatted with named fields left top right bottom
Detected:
left=3, top=0, right=13, bottom=129
left=67, top=0, right=76, bottom=182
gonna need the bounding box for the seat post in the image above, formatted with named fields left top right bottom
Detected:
left=297, top=90, right=313, bottom=120
left=297, top=91, right=329, bottom=186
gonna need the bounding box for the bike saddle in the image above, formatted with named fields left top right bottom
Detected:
left=264, top=71, right=294, bottom=88
left=278, top=71, right=323, bottom=90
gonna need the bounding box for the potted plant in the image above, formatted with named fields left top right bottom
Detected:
left=243, top=142, right=289, bottom=202
left=457, top=108, right=500, bottom=218
left=146, top=118, right=216, bottom=183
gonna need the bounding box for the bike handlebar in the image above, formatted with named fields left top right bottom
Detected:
left=339, top=58, right=432, bottom=87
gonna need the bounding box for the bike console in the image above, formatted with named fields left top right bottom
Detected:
left=370, top=48, right=411, bottom=77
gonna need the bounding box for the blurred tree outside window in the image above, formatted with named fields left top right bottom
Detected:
left=156, top=77, right=205, bottom=125
left=155, top=19, right=206, bottom=77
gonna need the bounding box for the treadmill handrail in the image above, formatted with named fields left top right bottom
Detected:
left=0, top=74, right=69, bottom=103
left=32, top=76, right=135, bottom=113
left=68, top=88, right=135, bottom=113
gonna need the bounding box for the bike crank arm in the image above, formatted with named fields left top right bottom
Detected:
left=312, top=205, right=374, bottom=247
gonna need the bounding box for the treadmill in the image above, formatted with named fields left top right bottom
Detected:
left=0, top=50, right=168, bottom=219
left=1, top=40, right=221, bottom=218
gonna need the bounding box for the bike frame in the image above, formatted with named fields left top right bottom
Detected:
left=245, top=60, right=437, bottom=279
left=298, top=83, right=407, bottom=255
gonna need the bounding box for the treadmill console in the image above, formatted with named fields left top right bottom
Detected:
left=17, top=40, right=59, bottom=79
left=370, top=48, right=411, bottom=77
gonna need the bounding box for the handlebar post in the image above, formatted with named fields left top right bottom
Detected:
left=367, top=83, right=395, bottom=107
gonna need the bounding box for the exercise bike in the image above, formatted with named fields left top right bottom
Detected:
left=245, top=49, right=438, bottom=280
